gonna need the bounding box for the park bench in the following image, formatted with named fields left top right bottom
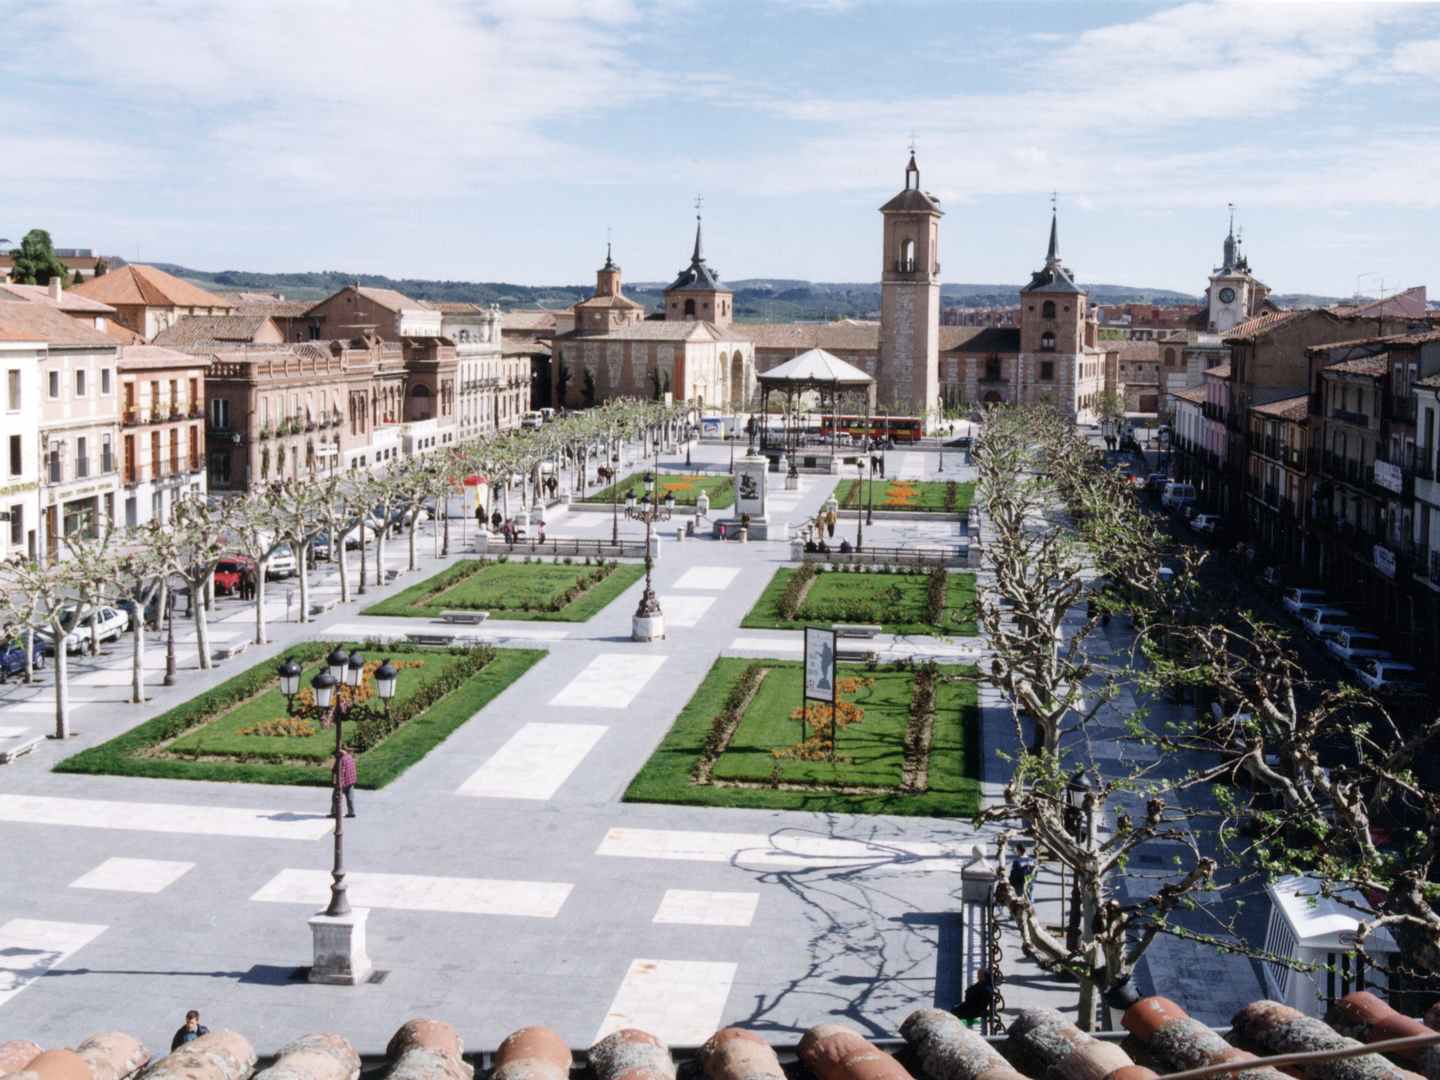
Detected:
left=0, top=736, right=41, bottom=764
left=210, top=641, right=249, bottom=661
left=406, top=632, right=456, bottom=647
left=833, top=624, right=882, bottom=640
left=836, top=645, right=879, bottom=663
left=438, top=610, right=489, bottom=625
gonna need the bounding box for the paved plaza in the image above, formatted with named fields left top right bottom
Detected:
left=0, top=441, right=988, bottom=1053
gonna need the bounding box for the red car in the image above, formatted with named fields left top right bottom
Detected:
left=214, top=555, right=256, bottom=596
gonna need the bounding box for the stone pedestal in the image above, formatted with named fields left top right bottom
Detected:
left=308, top=908, right=372, bottom=985
left=514, top=509, right=531, bottom=533
left=632, top=613, right=665, bottom=642
left=695, top=491, right=710, bottom=518
left=785, top=473, right=799, bottom=491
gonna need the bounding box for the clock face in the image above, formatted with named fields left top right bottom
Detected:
left=1218, top=287, right=1237, bottom=304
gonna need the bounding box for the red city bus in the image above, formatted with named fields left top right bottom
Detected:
left=819, top=414, right=925, bottom=444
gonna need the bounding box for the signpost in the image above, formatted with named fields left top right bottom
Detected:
left=803, top=626, right=837, bottom=755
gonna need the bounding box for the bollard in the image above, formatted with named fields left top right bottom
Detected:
left=1327, top=993, right=1440, bottom=1080
left=799, top=1023, right=914, bottom=1080
left=699, top=1029, right=784, bottom=1080
left=0, top=1044, right=43, bottom=1076
left=493, top=1028, right=569, bottom=1080
left=1006, top=1009, right=1142, bottom=1080
left=900, top=1009, right=1025, bottom=1080
left=253, top=1035, right=360, bottom=1080
left=136, top=1032, right=255, bottom=1080
left=590, top=1029, right=674, bottom=1080
left=1121, top=997, right=1282, bottom=1080
left=1231, top=1001, right=1425, bottom=1080
left=73, top=1035, right=149, bottom=1080
left=383, top=1020, right=471, bottom=1080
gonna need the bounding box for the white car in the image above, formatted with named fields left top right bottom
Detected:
left=341, top=519, right=384, bottom=550
left=1300, top=605, right=1352, bottom=639
left=520, top=412, right=544, bottom=430
left=1189, top=514, right=1220, bottom=535
left=37, top=605, right=129, bottom=655
left=265, top=545, right=297, bottom=579
left=1351, top=658, right=1424, bottom=693
left=1324, top=629, right=1390, bottom=665
left=1281, top=587, right=1326, bottom=618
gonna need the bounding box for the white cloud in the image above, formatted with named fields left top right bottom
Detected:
left=1392, top=37, right=1440, bottom=76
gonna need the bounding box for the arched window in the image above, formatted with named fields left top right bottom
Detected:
left=1040, top=332, right=1056, bottom=352
left=900, top=238, right=917, bottom=272
left=411, top=385, right=431, bottom=397
left=1041, top=300, right=1056, bottom=319
left=684, top=298, right=696, bottom=318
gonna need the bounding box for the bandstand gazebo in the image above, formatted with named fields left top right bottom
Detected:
left=754, top=348, right=875, bottom=471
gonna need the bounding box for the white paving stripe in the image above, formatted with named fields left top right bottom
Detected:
left=457, top=723, right=607, bottom=800
left=550, top=654, right=666, bottom=709
left=594, top=959, right=737, bottom=1046
left=0, top=919, right=108, bottom=1008
left=0, top=794, right=334, bottom=840
left=325, top=622, right=570, bottom=641
left=597, top=827, right=966, bottom=872
left=653, top=890, right=758, bottom=927
left=672, top=566, right=740, bottom=591
left=657, top=595, right=715, bottom=628
left=251, top=869, right=572, bottom=917
left=0, top=726, right=30, bottom=738
left=70, top=857, right=195, bottom=894
left=729, top=636, right=802, bottom=654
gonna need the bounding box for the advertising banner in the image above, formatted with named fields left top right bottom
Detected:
left=804, top=626, right=836, bottom=703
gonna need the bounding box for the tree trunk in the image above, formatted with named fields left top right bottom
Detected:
left=441, top=512, right=450, bottom=557
left=433, top=509, right=441, bottom=558
left=359, top=528, right=368, bottom=593
left=337, top=529, right=351, bottom=603
left=131, top=609, right=145, bottom=705
left=52, top=626, right=70, bottom=739
left=24, top=626, right=34, bottom=684
left=297, top=544, right=309, bottom=623
left=193, top=581, right=212, bottom=670
left=89, top=603, right=101, bottom=656
left=409, top=518, right=419, bottom=571
left=254, top=563, right=268, bottom=645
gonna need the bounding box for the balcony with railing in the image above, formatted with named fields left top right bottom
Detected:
left=123, top=404, right=200, bottom=427
left=1330, top=407, right=1369, bottom=428
left=1388, top=395, right=1416, bottom=423
left=74, top=456, right=91, bottom=480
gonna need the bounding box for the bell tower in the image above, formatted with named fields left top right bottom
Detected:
left=878, top=151, right=942, bottom=416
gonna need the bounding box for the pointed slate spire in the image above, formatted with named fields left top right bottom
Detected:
left=905, top=149, right=920, bottom=191
left=1045, top=209, right=1060, bottom=268
left=1222, top=203, right=1237, bottom=272
left=691, top=213, right=704, bottom=265
left=602, top=238, right=616, bottom=271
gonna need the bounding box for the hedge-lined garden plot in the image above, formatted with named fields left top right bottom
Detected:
left=833, top=478, right=975, bottom=512
left=742, top=565, right=978, bottom=636
left=363, top=558, right=645, bottom=621
left=584, top=472, right=735, bottom=509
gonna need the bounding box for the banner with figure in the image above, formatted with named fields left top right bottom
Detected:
left=804, top=627, right=836, bottom=703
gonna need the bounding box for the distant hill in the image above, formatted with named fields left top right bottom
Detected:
left=151, top=262, right=1286, bottom=322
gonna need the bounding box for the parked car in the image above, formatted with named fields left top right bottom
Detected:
left=1160, top=481, right=1196, bottom=512
left=1189, top=514, right=1221, bottom=535
left=214, top=556, right=255, bottom=596
left=265, top=545, right=297, bottom=579
left=0, top=637, right=45, bottom=682
left=1281, top=587, right=1327, bottom=618
left=308, top=533, right=332, bottom=562
left=116, top=595, right=161, bottom=630
left=342, top=520, right=383, bottom=550
left=540, top=407, right=556, bottom=422
left=1144, top=473, right=1170, bottom=493
left=1351, top=658, right=1425, bottom=693
left=35, top=605, right=129, bottom=655
left=1300, top=605, right=1353, bottom=639
left=520, top=412, right=544, bottom=430
left=1324, top=629, right=1390, bottom=666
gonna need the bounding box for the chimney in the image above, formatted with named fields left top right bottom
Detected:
left=49, top=276, right=63, bottom=302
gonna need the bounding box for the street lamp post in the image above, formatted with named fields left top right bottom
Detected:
left=855, top=461, right=865, bottom=552
left=1064, top=769, right=1093, bottom=956
left=163, top=581, right=177, bottom=686
left=866, top=441, right=875, bottom=527
left=626, top=471, right=673, bottom=642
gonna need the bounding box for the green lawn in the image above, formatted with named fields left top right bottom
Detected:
left=741, top=568, right=978, bottom=636
left=362, top=559, right=645, bottom=621
left=54, top=642, right=543, bottom=788
left=832, top=478, right=974, bottom=513
left=624, top=658, right=980, bottom=816
left=584, top=472, right=735, bottom=510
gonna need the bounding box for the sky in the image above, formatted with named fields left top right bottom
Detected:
left=4, top=0, right=1440, bottom=299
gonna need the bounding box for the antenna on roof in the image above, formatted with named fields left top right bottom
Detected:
left=908, top=130, right=917, bottom=156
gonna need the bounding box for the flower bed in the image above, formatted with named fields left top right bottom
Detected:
left=832, top=479, right=974, bottom=513
left=583, top=472, right=735, bottom=509
left=362, top=558, right=645, bottom=622
left=743, top=566, right=978, bottom=636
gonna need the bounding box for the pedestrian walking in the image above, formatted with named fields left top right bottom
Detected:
left=332, top=748, right=357, bottom=818
left=171, top=1010, right=209, bottom=1051
left=950, top=968, right=995, bottom=1028
left=1007, top=843, right=1036, bottom=900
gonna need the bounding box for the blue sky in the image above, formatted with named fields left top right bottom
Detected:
left=4, top=0, right=1439, bottom=299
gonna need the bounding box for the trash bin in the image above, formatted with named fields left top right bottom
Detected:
left=675, top=527, right=685, bottom=543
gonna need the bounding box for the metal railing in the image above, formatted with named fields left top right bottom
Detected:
left=1331, top=407, right=1369, bottom=428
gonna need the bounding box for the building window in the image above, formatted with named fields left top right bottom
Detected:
left=210, top=398, right=230, bottom=430
left=101, top=368, right=112, bottom=395
left=76, top=369, right=89, bottom=397
left=6, top=370, right=18, bottom=411
left=1040, top=332, right=1056, bottom=352
left=102, top=433, right=114, bottom=473
left=1040, top=360, right=1056, bottom=381
left=1041, top=300, right=1056, bottom=319
left=8, top=434, right=20, bottom=476
left=684, top=299, right=696, bottom=318
left=8, top=504, right=20, bottom=546
left=48, top=370, right=60, bottom=398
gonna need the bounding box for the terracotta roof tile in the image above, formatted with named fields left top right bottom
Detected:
left=1221, top=309, right=1305, bottom=343
left=1324, top=355, right=1387, bottom=376
left=1204, top=363, right=1231, bottom=378
left=151, top=315, right=279, bottom=348
left=0, top=283, right=115, bottom=315
left=739, top=321, right=880, bottom=351
left=118, top=344, right=212, bottom=371
left=0, top=301, right=118, bottom=346
left=351, top=286, right=428, bottom=312
left=1251, top=394, right=1310, bottom=419
left=940, top=326, right=1021, bottom=352
left=1170, top=385, right=1208, bottom=404
left=69, top=264, right=233, bottom=309
left=503, top=310, right=560, bottom=332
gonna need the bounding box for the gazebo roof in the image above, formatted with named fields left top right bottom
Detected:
left=756, top=347, right=874, bottom=387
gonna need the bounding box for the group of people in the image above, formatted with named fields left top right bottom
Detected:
left=236, top=569, right=258, bottom=601
left=949, top=844, right=1037, bottom=1028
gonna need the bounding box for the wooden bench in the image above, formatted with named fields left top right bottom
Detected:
left=0, top=736, right=41, bottom=764
left=438, top=610, right=489, bottom=625
left=833, top=624, right=882, bottom=640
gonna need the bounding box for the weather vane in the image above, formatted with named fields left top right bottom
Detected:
left=1050, top=190, right=1058, bottom=213
left=694, top=193, right=703, bottom=219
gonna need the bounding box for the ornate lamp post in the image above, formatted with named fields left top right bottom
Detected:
left=626, top=472, right=673, bottom=642
left=854, top=460, right=865, bottom=552
left=1064, top=769, right=1093, bottom=954
left=374, top=658, right=398, bottom=718
left=277, top=656, right=302, bottom=713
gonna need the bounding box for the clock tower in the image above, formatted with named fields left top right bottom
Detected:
left=1206, top=206, right=1268, bottom=333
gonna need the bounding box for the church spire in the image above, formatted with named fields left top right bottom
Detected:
left=1222, top=202, right=1237, bottom=272
left=1045, top=192, right=1060, bottom=268
left=691, top=194, right=704, bottom=265
left=905, top=150, right=919, bottom=191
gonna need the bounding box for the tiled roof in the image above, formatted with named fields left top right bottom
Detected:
left=1020, top=264, right=1084, bottom=296
left=347, top=286, right=428, bottom=312
left=151, top=315, right=278, bottom=348
left=740, top=321, right=880, bottom=352
left=576, top=293, right=645, bottom=310
left=558, top=321, right=737, bottom=343
left=1222, top=309, right=1305, bottom=343
left=11, top=992, right=1440, bottom=1080
left=118, top=344, right=211, bottom=371
left=0, top=301, right=118, bottom=346
left=879, top=187, right=943, bottom=214
left=1170, top=385, right=1208, bottom=404
left=940, top=326, right=1021, bottom=353
left=233, top=299, right=313, bottom=318
left=431, top=301, right=485, bottom=314
left=0, top=283, right=116, bottom=315
left=102, top=320, right=146, bottom=345
left=69, top=264, right=233, bottom=309
left=1325, top=355, right=1387, bottom=376
left=503, top=310, right=560, bottom=332
left=503, top=341, right=550, bottom=357
left=1309, top=327, right=1440, bottom=351
left=1109, top=340, right=1162, bottom=360
left=1203, top=363, right=1231, bottom=378
left=1251, top=394, right=1309, bottom=420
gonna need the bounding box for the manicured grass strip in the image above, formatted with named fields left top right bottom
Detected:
left=583, top=472, right=735, bottom=510
left=362, top=559, right=645, bottom=622
left=741, top=568, right=978, bottom=636
left=54, top=644, right=544, bottom=789
left=623, top=657, right=980, bottom=817
left=832, top=478, right=974, bottom=512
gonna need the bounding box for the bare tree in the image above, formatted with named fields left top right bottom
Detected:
left=226, top=489, right=289, bottom=645
left=113, top=526, right=169, bottom=705
left=159, top=497, right=231, bottom=669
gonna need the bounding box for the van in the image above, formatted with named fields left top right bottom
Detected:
left=521, top=412, right=543, bottom=430
left=1160, top=482, right=1196, bottom=510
